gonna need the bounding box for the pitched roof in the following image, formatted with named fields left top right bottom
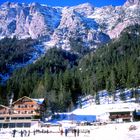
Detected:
left=32, top=98, right=44, bottom=105
left=12, top=96, right=36, bottom=105
left=0, top=105, right=10, bottom=109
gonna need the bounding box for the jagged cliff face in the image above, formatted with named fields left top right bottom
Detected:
left=124, top=0, right=140, bottom=6
left=107, top=0, right=140, bottom=38
left=0, top=1, right=140, bottom=49
left=0, top=2, right=61, bottom=39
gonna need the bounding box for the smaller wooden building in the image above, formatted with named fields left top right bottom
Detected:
left=109, top=110, right=133, bottom=122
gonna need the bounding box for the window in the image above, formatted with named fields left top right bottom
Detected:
left=19, top=117, right=24, bottom=120
left=0, top=118, right=4, bottom=120
left=0, top=123, right=2, bottom=128
left=16, top=123, right=23, bottom=128
left=25, top=117, right=31, bottom=119
left=24, top=123, right=31, bottom=127
left=21, top=105, right=24, bottom=108
left=9, top=123, right=15, bottom=128
left=12, top=117, right=17, bottom=120
left=3, top=123, right=8, bottom=128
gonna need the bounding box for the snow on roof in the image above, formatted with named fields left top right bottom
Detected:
left=32, top=98, right=44, bottom=104
left=71, top=103, right=139, bottom=116
left=72, top=105, right=106, bottom=116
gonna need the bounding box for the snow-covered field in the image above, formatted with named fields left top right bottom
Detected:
left=1, top=122, right=140, bottom=140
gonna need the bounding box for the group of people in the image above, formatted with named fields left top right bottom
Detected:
left=12, top=129, right=31, bottom=137
left=12, top=128, right=51, bottom=138
left=11, top=127, right=89, bottom=138
left=60, top=128, right=80, bottom=137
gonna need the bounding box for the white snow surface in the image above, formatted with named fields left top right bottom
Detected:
left=68, top=102, right=139, bottom=123
left=1, top=122, right=140, bottom=140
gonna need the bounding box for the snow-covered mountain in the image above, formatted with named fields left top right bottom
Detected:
left=124, top=0, right=140, bottom=7
left=0, top=0, right=140, bottom=49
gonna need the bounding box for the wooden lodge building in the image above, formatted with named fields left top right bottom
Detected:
left=0, top=96, right=44, bottom=128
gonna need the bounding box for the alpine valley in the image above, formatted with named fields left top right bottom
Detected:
left=0, top=0, right=140, bottom=112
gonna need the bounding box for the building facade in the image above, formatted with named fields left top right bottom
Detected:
left=0, top=96, right=44, bottom=128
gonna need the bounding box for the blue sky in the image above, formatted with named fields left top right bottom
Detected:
left=0, top=0, right=126, bottom=7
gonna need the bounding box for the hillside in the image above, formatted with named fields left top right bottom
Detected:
left=0, top=37, right=46, bottom=84
left=78, top=25, right=140, bottom=93
left=1, top=24, right=139, bottom=113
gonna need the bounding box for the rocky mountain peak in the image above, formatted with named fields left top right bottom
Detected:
left=124, top=0, right=140, bottom=7
left=0, top=1, right=140, bottom=49
left=70, top=3, right=94, bottom=16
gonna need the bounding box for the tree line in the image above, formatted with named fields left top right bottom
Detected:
left=0, top=37, right=37, bottom=74
left=0, top=24, right=140, bottom=113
